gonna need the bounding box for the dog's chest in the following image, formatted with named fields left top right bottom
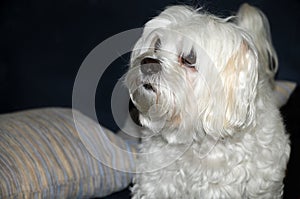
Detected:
left=139, top=139, right=250, bottom=191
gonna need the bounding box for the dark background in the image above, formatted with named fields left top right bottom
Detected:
left=0, top=0, right=299, bottom=198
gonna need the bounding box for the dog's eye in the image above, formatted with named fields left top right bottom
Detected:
left=154, top=38, right=161, bottom=53
left=180, top=50, right=196, bottom=69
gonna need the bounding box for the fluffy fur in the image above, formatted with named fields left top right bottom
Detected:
left=125, top=4, right=290, bottom=198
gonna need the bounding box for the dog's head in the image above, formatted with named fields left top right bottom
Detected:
left=125, top=5, right=260, bottom=143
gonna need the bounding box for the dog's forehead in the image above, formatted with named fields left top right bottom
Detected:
left=135, top=7, right=249, bottom=69
left=144, top=14, right=234, bottom=51
left=146, top=17, right=208, bottom=38
left=150, top=8, right=222, bottom=33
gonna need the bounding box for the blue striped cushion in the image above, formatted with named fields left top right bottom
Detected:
left=274, top=81, right=297, bottom=107
left=0, top=108, right=136, bottom=199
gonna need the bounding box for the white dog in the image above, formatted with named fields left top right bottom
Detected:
left=125, top=4, right=290, bottom=199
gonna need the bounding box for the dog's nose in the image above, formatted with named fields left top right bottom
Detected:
left=140, top=58, right=162, bottom=75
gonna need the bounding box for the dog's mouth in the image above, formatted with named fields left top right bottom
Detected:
left=143, top=83, right=156, bottom=93
left=130, top=82, right=158, bottom=114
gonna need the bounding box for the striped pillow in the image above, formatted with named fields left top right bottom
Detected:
left=274, top=80, right=297, bottom=107
left=0, top=108, right=136, bottom=199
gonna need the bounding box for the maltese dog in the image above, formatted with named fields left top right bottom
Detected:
left=125, top=3, right=290, bottom=198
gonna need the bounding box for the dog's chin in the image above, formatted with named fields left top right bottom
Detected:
left=130, top=83, right=157, bottom=114
left=130, top=83, right=175, bottom=130
left=130, top=82, right=200, bottom=144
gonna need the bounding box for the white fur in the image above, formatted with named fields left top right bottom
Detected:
left=125, top=4, right=290, bottom=199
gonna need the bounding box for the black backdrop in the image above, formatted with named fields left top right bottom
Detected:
left=0, top=1, right=299, bottom=198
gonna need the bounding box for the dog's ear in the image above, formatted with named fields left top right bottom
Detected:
left=201, top=35, right=258, bottom=138
left=235, top=3, right=278, bottom=81
left=221, top=38, right=258, bottom=135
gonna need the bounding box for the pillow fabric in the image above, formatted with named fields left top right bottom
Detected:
left=274, top=80, right=297, bottom=107
left=0, top=108, right=136, bottom=199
